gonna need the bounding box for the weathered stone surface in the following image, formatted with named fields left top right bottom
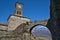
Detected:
left=49, top=0, right=60, bottom=40
left=8, top=15, right=30, bottom=30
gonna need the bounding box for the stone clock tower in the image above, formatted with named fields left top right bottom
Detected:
left=15, top=2, right=23, bottom=16
left=8, top=2, right=30, bottom=31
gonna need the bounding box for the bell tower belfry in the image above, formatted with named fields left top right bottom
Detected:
left=15, top=2, right=23, bottom=16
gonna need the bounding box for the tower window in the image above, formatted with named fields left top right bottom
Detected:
left=17, top=11, right=21, bottom=15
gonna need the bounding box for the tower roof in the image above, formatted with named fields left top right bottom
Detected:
left=16, top=2, right=24, bottom=5
left=15, top=2, right=24, bottom=6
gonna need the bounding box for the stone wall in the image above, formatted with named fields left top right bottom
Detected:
left=8, top=15, right=30, bottom=31
left=0, top=30, right=42, bottom=40
left=0, top=20, right=47, bottom=40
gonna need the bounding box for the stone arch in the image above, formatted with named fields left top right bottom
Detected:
left=29, top=24, right=45, bottom=34
left=28, top=20, right=52, bottom=38
left=28, top=20, right=48, bottom=33
left=14, top=19, right=53, bottom=40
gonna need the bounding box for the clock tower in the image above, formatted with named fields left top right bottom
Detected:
left=15, top=2, right=23, bottom=16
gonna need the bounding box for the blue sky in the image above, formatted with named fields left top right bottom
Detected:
left=0, top=0, right=50, bottom=22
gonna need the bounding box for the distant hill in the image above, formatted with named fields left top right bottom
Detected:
left=31, top=28, right=52, bottom=40
left=31, top=27, right=52, bottom=37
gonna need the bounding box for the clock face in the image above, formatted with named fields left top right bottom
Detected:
left=18, top=5, right=21, bottom=8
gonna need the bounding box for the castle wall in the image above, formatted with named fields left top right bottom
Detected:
left=0, top=20, right=49, bottom=40
left=8, top=15, right=30, bottom=30
left=0, top=25, right=7, bottom=30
